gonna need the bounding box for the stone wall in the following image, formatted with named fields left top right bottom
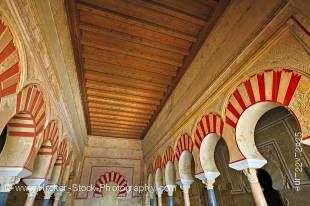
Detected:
left=74, top=136, right=144, bottom=206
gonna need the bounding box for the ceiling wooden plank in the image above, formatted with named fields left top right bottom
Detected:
left=88, top=102, right=153, bottom=115
left=78, top=3, right=198, bottom=42
left=86, top=89, right=161, bottom=105
left=89, top=113, right=149, bottom=124
left=151, top=0, right=213, bottom=19
left=83, top=46, right=178, bottom=75
left=90, top=121, right=145, bottom=130
left=81, top=30, right=184, bottom=66
left=79, top=24, right=189, bottom=55
left=87, top=96, right=157, bottom=111
left=85, top=70, right=168, bottom=92
left=89, top=108, right=151, bottom=120
left=86, top=80, right=164, bottom=99
left=79, top=9, right=192, bottom=49
left=80, top=0, right=201, bottom=36
left=91, top=128, right=141, bottom=136
left=123, top=0, right=207, bottom=26
left=83, top=59, right=174, bottom=85
left=91, top=131, right=140, bottom=139
left=90, top=118, right=147, bottom=127
left=91, top=125, right=142, bottom=134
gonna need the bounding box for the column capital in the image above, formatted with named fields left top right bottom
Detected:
left=180, top=179, right=193, bottom=194
left=202, top=178, right=216, bottom=190
left=54, top=191, right=63, bottom=201
left=43, top=185, right=57, bottom=199
left=26, top=185, right=42, bottom=198
left=165, top=185, right=176, bottom=197
left=0, top=176, right=20, bottom=192
left=243, top=168, right=259, bottom=183
left=156, top=186, right=164, bottom=197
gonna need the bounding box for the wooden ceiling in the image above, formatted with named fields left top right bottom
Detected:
left=66, top=0, right=228, bottom=139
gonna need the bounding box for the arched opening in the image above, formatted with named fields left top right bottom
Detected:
left=28, top=141, right=53, bottom=179
left=0, top=126, right=7, bottom=153
left=257, top=169, right=284, bottom=206
left=199, top=133, right=221, bottom=180
left=0, top=112, right=36, bottom=177
left=254, top=106, right=310, bottom=205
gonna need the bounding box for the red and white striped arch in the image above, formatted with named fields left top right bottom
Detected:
left=94, top=171, right=128, bottom=198
left=225, top=69, right=301, bottom=129
left=162, top=146, right=174, bottom=167
left=16, top=85, right=47, bottom=135
left=223, top=68, right=310, bottom=169
left=39, top=121, right=60, bottom=155
left=193, top=113, right=224, bottom=149
left=174, top=133, right=193, bottom=161
left=55, top=138, right=68, bottom=167
left=154, top=155, right=163, bottom=169
left=147, top=163, right=155, bottom=175
left=0, top=19, right=21, bottom=101
left=4, top=84, right=47, bottom=170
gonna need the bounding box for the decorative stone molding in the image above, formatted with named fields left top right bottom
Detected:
left=202, top=178, right=216, bottom=190
left=26, top=185, right=42, bottom=197
left=0, top=176, right=20, bottom=192
left=165, top=185, right=176, bottom=197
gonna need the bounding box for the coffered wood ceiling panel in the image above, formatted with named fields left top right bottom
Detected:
left=66, top=0, right=228, bottom=139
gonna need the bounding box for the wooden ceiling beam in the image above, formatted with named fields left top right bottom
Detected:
left=123, top=0, right=207, bottom=26
left=91, top=128, right=141, bottom=136
left=86, top=89, right=161, bottom=105
left=81, top=31, right=184, bottom=66
left=87, top=102, right=153, bottom=115
left=88, top=108, right=151, bottom=120
left=80, top=0, right=202, bottom=36
left=87, top=96, right=157, bottom=110
left=79, top=11, right=191, bottom=50
left=83, top=60, right=173, bottom=85
left=89, top=113, right=149, bottom=124
left=91, top=125, right=142, bottom=134
left=83, top=46, right=178, bottom=75
left=91, top=131, right=139, bottom=139
left=78, top=3, right=197, bottom=42
left=79, top=24, right=189, bottom=55
left=86, top=80, right=163, bottom=99
left=85, top=70, right=167, bottom=92
left=150, top=0, right=213, bottom=19
left=90, top=118, right=146, bottom=127
left=90, top=121, right=145, bottom=130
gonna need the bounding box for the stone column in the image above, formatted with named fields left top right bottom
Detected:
left=243, top=168, right=267, bottom=206
left=180, top=179, right=192, bottom=206
left=42, top=186, right=55, bottom=206
left=202, top=178, right=217, bottom=206
left=182, top=184, right=191, bottom=206
left=53, top=191, right=63, bottom=206
left=24, top=185, right=42, bottom=206
left=156, top=187, right=164, bottom=206
left=60, top=192, right=69, bottom=206
left=166, top=185, right=176, bottom=206
left=0, top=176, right=20, bottom=206
left=149, top=191, right=154, bottom=206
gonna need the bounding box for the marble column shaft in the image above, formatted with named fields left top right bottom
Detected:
left=243, top=168, right=267, bottom=206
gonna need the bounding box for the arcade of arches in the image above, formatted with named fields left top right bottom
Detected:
left=0, top=0, right=309, bottom=206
